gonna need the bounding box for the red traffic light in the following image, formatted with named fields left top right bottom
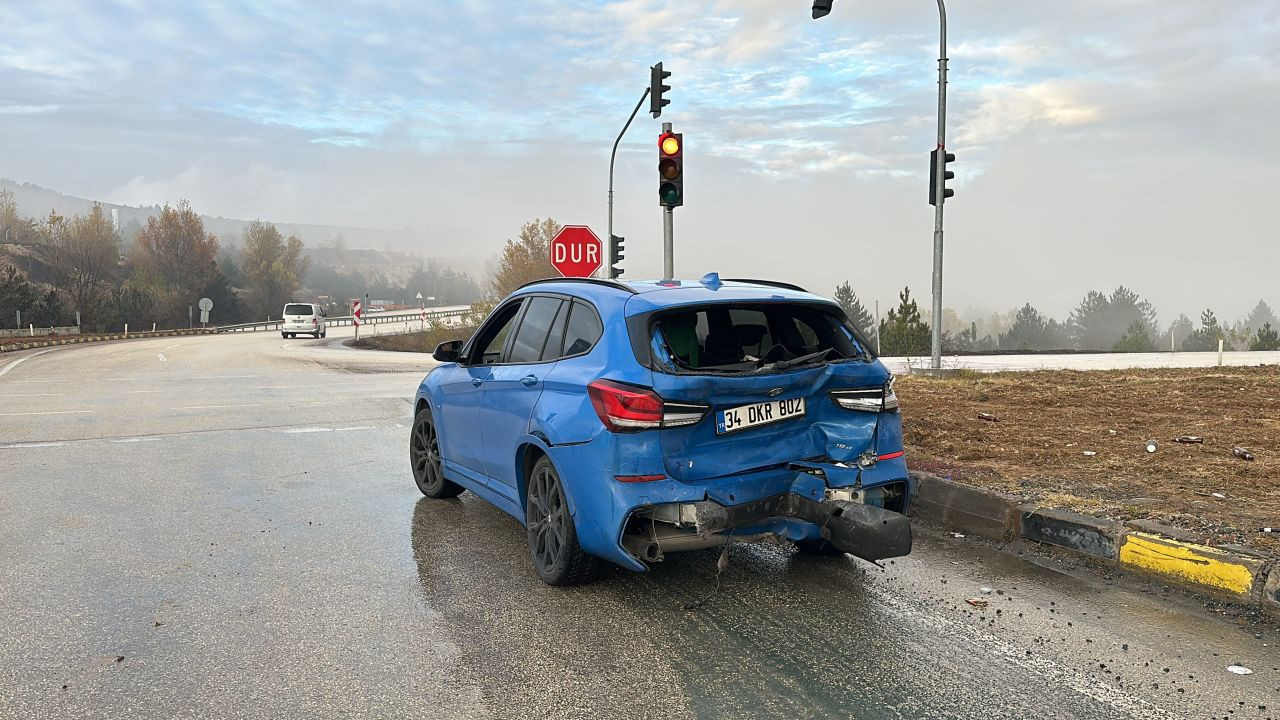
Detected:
left=659, top=133, right=681, bottom=157
left=657, top=131, right=683, bottom=208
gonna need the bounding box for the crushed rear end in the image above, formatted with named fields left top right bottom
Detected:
left=604, top=294, right=913, bottom=566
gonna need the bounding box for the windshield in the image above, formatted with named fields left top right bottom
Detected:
left=284, top=304, right=314, bottom=316
left=650, top=302, right=870, bottom=374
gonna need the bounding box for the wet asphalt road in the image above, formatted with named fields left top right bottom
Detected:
left=1, top=330, right=1278, bottom=719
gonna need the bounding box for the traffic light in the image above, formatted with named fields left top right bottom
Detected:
left=609, top=235, right=625, bottom=279
left=658, top=131, right=683, bottom=207
left=649, top=62, right=671, bottom=118
left=929, top=148, right=955, bottom=206
left=812, top=0, right=834, bottom=19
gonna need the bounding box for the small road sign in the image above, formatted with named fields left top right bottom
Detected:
left=353, top=300, right=363, bottom=326
left=550, top=225, right=603, bottom=278
left=198, top=297, right=213, bottom=311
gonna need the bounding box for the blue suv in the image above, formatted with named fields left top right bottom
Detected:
left=412, top=275, right=912, bottom=585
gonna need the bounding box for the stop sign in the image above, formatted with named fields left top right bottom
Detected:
left=549, top=225, right=602, bottom=278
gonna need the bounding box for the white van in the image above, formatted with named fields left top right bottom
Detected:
left=281, top=303, right=327, bottom=339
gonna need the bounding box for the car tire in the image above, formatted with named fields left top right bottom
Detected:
left=795, top=539, right=848, bottom=556
left=525, top=456, right=600, bottom=586
left=410, top=406, right=464, bottom=499
left=281, top=332, right=287, bottom=339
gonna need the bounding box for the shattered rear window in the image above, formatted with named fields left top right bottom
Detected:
left=650, top=302, right=870, bottom=374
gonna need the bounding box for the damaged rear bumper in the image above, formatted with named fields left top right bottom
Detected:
left=622, top=490, right=912, bottom=565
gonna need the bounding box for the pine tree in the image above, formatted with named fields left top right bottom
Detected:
left=1243, top=300, right=1279, bottom=335
left=1114, top=319, right=1155, bottom=352
left=832, top=281, right=875, bottom=340
left=879, top=287, right=931, bottom=356
left=1250, top=322, right=1280, bottom=351
left=1183, top=308, right=1223, bottom=351
left=998, top=304, right=1046, bottom=351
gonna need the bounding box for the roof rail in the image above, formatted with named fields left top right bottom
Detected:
left=720, top=278, right=808, bottom=293
left=515, top=277, right=637, bottom=294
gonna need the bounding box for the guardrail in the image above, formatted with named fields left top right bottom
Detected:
left=215, top=307, right=471, bottom=333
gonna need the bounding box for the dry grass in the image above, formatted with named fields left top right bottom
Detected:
left=898, top=366, right=1280, bottom=550
left=349, top=326, right=476, bottom=354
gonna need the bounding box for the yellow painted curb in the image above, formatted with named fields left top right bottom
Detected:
left=1119, top=532, right=1259, bottom=596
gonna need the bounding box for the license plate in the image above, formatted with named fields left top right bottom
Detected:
left=716, top=397, right=806, bottom=435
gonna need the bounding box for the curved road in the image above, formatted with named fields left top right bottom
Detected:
left=1, top=327, right=1276, bottom=719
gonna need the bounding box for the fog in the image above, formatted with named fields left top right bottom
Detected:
left=1, top=1, right=1276, bottom=326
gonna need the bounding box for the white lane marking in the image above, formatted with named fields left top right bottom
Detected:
left=255, top=385, right=310, bottom=390
left=335, top=426, right=375, bottom=432
left=164, top=343, right=182, bottom=349
left=0, top=349, right=56, bottom=378
left=0, top=421, right=397, bottom=450
left=281, top=427, right=333, bottom=434
left=157, top=354, right=167, bottom=362
left=0, top=393, right=65, bottom=397
left=125, top=390, right=165, bottom=394
left=0, top=410, right=93, bottom=416
left=175, top=404, right=259, bottom=410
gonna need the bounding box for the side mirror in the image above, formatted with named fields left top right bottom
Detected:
left=433, top=340, right=465, bottom=363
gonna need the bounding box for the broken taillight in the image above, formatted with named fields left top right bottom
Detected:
left=829, top=381, right=898, bottom=412
left=587, top=379, right=708, bottom=432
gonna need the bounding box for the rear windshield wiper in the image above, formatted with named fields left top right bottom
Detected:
left=754, top=348, right=833, bottom=374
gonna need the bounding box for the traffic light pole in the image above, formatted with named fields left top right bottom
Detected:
left=606, top=87, right=651, bottom=279
left=929, top=0, right=948, bottom=370
left=661, top=121, right=674, bottom=281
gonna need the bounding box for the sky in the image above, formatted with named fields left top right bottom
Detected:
left=1, top=0, right=1277, bottom=324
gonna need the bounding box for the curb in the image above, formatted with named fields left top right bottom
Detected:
left=908, top=470, right=1277, bottom=616
left=909, top=471, right=1020, bottom=541
left=0, top=328, right=212, bottom=354
left=1019, top=505, right=1123, bottom=560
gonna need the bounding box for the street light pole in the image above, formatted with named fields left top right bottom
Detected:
left=929, top=0, right=948, bottom=370
left=813, top=0, right=949, bottom=369
left=607, top=87, right=651, bottom=279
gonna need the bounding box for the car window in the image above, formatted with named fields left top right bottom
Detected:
left=562, top=301, right=603, bottom=357
left=540, top=300, right=569, bottom=361
left=284, top=304, right=313, bottom=316
left=652, top=303, right=866, bottom=373
left=508, top=296, right=562, bottom=364
left=471, top=301, right=523, bottom=365
left=727, top=308, right=773, bottom=359
left=793, top=315, right=821, bottom=349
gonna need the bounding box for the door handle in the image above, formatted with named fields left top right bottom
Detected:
left=520, top=375, right=538, bottom=387
left=471, top=378, right=484, bottom=387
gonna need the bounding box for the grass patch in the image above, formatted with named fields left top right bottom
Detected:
left=350, top=326, right=476, bottom=354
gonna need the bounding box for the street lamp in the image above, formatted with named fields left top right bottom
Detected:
left=812, top=0, right=949, bottom=370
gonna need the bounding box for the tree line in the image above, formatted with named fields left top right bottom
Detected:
left=0, top=189, right=486, bottom=332
left=833, top=282, right=1280, bottom=355
left=0, top=190, right=311, bottom=332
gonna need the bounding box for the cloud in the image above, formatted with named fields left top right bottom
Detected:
left=0, top=0, right=1276, bottom=324
left=958, top=82, right=1101, bottom=146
